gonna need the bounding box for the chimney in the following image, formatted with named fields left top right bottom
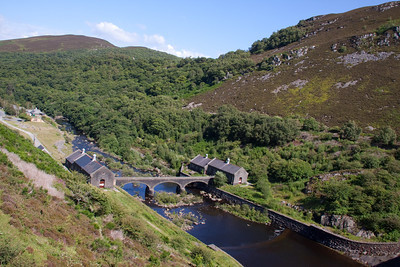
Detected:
left=82, top=148, right=85, bottom=154
left=226, top=158, right=230, bottom=164
left=205, top=154, right=208, bottom=158
left=92, top=154, right=96, bottom=162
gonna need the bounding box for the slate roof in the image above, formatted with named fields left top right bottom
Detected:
left=66, top=150, right=109, bottom=177
left=82, top=160, right=103, bottom=175
left=74, top=154, right=92, bottom=169
left=190, top=154, right=212, bottom=168
left=208, top=158, right=242, bottom=175
left=66, top=149, right=84, bottom=164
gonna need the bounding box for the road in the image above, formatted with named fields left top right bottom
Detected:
left=0, top=109, right=50, bottom=154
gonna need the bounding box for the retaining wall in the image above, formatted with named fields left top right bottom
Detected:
left=207, top=186, right=264, bottom=212
left=207, top=187, right=400, bottom=261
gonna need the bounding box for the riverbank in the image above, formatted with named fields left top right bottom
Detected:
left=206, top=186, right=400, bottom=266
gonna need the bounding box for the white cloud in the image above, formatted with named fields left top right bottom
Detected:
left=0, top=15, right=51, bottom=40
left=163, top=44, right=207, bottom=58
left=92, top=21, right=207, bottom=58
left=144, top=34, right=165, bottom=45
left=94, top=22, right=138, bottom=43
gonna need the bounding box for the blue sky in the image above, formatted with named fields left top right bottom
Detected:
left=0, top=0, right=390, bottom=58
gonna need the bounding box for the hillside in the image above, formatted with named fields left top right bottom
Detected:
left=0, top=34, right=179, bottom=61
left=0, top=35, right=116, bottom=52
left=190, top=1, right=400, bottom=130
left=1, top=1, right=400, bottom=255
left=0, top=123, right=238, bottom=266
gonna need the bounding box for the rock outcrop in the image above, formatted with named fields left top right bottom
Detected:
left=321, top=214, right=375, bottom=239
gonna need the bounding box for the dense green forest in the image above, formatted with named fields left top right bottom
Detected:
left=1, top=46, right=400, bottom=242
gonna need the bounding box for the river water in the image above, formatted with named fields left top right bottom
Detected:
left=73, top=136, right=361, bottom=266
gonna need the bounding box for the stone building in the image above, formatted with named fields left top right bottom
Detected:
left=65, top=149, right=115, bottom=189
left=188, top=155, right=248, bottom=185
left=188, top=154, right=212, bottom=174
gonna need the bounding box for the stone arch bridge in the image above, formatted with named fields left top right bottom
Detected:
left=115, top=176, right=213, bottom=195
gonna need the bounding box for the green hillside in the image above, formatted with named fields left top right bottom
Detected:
left=0, top=124, right=238, bottom=266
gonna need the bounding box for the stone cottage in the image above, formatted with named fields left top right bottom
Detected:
left=189, top=155, right=248, bottom=185
left=188, top=154, right=212, bottom=174
left=65, top=149, right=115, bottom=189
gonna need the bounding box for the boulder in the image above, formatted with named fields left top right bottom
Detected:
left=356, top=229, right=376, bottom=239
left=321, top=214, right=358, bottom=234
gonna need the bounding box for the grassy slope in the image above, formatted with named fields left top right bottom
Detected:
left=0, top=123, right=239, bottom=266
left=190, top=2, right=400, bottom=130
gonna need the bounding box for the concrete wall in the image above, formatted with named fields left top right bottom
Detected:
left=207, top=187, right=400, bottom=260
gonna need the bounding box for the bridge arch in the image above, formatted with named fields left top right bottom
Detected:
left=119, top=181, right=153, bottom=198
left=117, top=180, right=149, bottom=188
left=182, top=180, right=210, bottom=190
left=153, top=181, right=184, bottom=194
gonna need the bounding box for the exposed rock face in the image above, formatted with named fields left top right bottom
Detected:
left=337, top=51, right=395, bottom=67
left=373, top=1, right=400, bottom=12
left=321, top=214, right=358, bottom=233
left=356, top=229, right=376, bottom=239
left=321, top=214, right=375, bottom=239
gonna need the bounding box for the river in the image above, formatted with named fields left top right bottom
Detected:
left=73, top=135, right=361, bottom=266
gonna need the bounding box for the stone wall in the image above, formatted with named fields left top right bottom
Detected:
left=207, top=187, right=400, bottom=263
left=207, top=187, right=264, bottom=212
left=268, top=209, right=400, bottom=257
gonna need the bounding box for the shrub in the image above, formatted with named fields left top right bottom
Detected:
left=319, top=132, right=333, bottom=141
left=340, top=121, right=361, bottom=141
left=18, top=113, right=31, bottom=121
left=373, top=126, right=397, bottom=146
left=269, top=158, right=313, bottom=182
left=302, top=117, right=320, bottom=131
left=191, top=246, right=213, bottom=265
left=154, top=191, right=180, bottom=205
left=256, top=178, right=271, bottom=199
left=213, top=171, right=228, bottom=187
left=338, top=45, right=347, bottom=53
left=361, top=154, right=380, bottom=169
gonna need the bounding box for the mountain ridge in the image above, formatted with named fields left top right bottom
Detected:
left=0, top=34, right=116, bottom=52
